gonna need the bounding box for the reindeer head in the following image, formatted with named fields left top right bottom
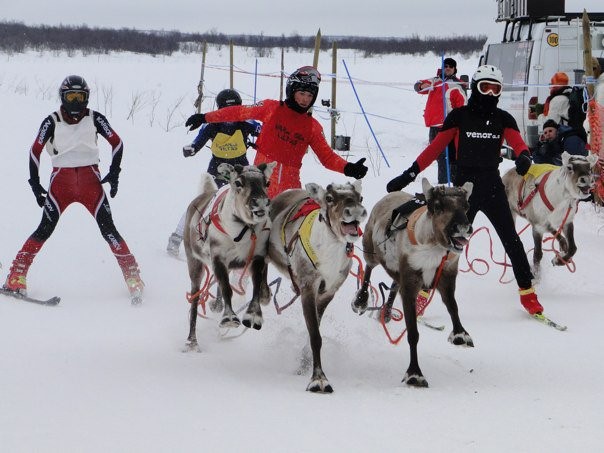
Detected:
left=217, top=162, right=276, bottom=225
left=561, top=151, right=598, bottom=199
left=422, top=178, right=473, bottom=253
left=305, top=180, right=367, bottom=243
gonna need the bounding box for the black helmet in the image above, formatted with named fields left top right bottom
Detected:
left=59, top=75, right=90, bottom=117
left=285, top=66, right=321, bottom=107
left=216, top=89, right=242, bottom=109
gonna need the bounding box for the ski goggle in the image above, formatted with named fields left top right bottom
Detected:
left=476, top=80, right=502, bottom=96
left=63, top=91, right=88, bottom=102
left=291, top=67, right=321, bottom=85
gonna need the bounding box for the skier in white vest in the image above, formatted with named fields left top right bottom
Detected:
left=2, top=75, right=144, bottom=304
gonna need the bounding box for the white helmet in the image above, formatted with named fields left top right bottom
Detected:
left=472, top=65, right=503, bottom=84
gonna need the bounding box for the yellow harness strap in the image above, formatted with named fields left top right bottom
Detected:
left=298, top=209, right=321, bottom=267
left=525, top=163, right=558, bottom=180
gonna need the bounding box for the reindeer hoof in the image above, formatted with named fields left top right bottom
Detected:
left=219, top=316, right=240, bottom=328
left=551, top=256, right=567, bottom=266
left=403, top=372, right=429, bottom=388
left=209, top=297, right=224, bottom=313
left=242, top=312, right=263, bottom=330
left=448, top=331, right=474, bottom=347
left=306, top=378, right=334, bottom=393
left=351, top=288, right=369, bottom=315
left=182, top=341, right=201, bottom=353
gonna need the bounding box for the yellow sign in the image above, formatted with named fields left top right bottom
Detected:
left=547, top=33, right=559, bottom=47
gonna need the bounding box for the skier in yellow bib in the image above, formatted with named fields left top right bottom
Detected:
left=167, top=89, right=260, bottom=256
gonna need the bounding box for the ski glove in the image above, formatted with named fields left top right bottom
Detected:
left=515, top=150, right=532, bottom=176
left=387, top=161, right=420, bottom=193
left=183, top=145, right=198, bottom=157
left=185, top=113, right=206, bottom=131
left=101, top=166, right=121, bottom=198
left=28, top=177, right=48, bottom=207
left=343, top=158, right=368, bottom=179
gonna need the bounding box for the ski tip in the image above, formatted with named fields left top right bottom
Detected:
left=532, top=313, right=567, bottom=331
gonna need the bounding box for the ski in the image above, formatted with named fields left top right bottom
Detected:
left=532, top=313, right=567, bottom=331
left=0, top=288, right=60, bottom=306
left=418, top=316, right=445, bottom=331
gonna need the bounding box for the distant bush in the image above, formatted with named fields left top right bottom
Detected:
left=0, top=21, right=486, bottom=56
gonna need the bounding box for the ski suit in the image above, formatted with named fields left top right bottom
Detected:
left=414, top=104, right=534, bottom=289
left=204, top=99, right=348, bottom=198
left=6, top=107, right=141, bottom=293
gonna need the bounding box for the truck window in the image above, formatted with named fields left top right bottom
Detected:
left=485, top=41, right=533, bottom=91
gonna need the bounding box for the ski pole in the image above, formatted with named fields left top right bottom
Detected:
left=441, top=53, right=452, bottom=186
left=342, top=59, right=390, bottom=168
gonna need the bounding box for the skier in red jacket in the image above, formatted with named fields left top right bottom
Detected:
left=415, top=57, right=467, bottom=183
left=2, top=75, right=144, bottom=304
left=185, top=66, right=368, bottom=198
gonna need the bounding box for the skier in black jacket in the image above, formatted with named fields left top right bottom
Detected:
left=387, top=65, right=544, bottom=316
left=166, top=89, right=260, bottom=256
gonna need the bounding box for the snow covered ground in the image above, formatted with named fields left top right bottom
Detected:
left=1, top=47, right=603, bottom=452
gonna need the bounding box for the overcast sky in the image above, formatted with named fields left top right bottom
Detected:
left=4, top=1, right=603, bottom=38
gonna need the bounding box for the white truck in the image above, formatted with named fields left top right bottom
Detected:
left=478, top=0, right=604, bottom=152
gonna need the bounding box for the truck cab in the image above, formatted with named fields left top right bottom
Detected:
left=479, top=0, right=604, bottom=152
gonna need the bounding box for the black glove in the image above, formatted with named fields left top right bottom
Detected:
left=183, top=145, right=198, bottom=157
left=386, top=162, right=420, bottom=192
left=28, top=177, right=47, bottom=207
left=101, top=166, right=121, bottom=198
left=185, top=113, right=206, bottom=131
left=343, top=158, right=368, bottom=179
left=515, top=150, right=532, bottom=176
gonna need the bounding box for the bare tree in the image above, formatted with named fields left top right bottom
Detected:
left=162, top=95, right=185, bottom=132
left=126, top=90, right=150, bottom=124
left=147, top=91, right=161, bottom=127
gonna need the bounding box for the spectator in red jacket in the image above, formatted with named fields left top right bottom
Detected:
left=414, top=57, right=467, bottom=184
left=185, top=66, right=368, bottom=198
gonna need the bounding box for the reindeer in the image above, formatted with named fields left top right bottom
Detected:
left=502, top=152, right=598, bottom=274
left=183, top=162, right=276, bottom=351
left=351, top=178, right=474, bottom=388
left=268, top=181, right=367, bottom=393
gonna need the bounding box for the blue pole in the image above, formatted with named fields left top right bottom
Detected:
left=342, top=59, right=390, bottom=168
left=441, top=53, right=451, bottom=186
left=254, top=59, right=258, bottom=103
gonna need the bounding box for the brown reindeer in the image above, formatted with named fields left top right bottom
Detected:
left=268, top=181, right=367, bottom=393
left=502, top=152, right=597, bottom=274
left=183, top=162, right=275, bottom=351
left=352, top=178, right=473, bottom=387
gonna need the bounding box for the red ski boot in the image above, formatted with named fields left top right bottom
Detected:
left=519, top=287, right=543, bottom=315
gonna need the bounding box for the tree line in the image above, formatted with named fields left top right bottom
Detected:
left=0, top=21, right=486, bottom=56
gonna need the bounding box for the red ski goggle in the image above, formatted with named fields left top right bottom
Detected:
left=477, top=80, right=502, bottom=96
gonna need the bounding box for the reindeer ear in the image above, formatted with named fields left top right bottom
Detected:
left=421, top=178, right=433, bottom=201
left=305, top=183, right=325, bottom=204
left=261, top=161, right=277, bottom=179
left=561, top=151, right=571, bottom=166
left=217, top=163, right=235, bottom=179
left=462, top=181, right=474, bottom=200
left=587, top=153, right=599, bottom=167
left=351, top=179, right=362, bottom=195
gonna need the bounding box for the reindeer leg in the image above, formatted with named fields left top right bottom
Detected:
left=400, top=279, right=428, bottom=388
left=382, top=280, right=399, bottom=323
left=351, top=265, right=374, bottom=315
left=532, top=229, right=543, bottom=278
left=208, top=285, right=224, bottom=313
left=302, top=286, right=333, bottom=393
left=553, top=223, right=575, bottom=265
left=185, top=260, right=204, bottom=352
left=213, top=259, right=240, bottom=328
left=437, top=271, right=473, bottom=347
left=258, top=260, right=271, bottom=306
left=242, top=256, right=265, bottom=330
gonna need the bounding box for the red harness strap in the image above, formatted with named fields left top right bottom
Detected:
left=517, top=171, right=555, bottom=212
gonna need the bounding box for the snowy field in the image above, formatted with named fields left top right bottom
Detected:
left=1, top=47, right=603, bottom=452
